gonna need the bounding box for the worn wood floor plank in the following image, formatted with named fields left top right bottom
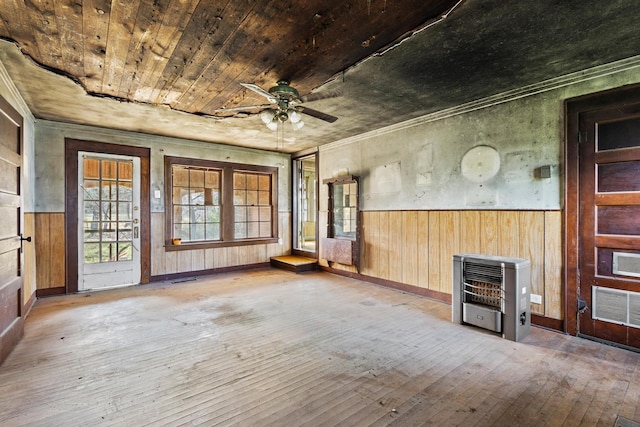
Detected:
left=1, top=269, right=639, bottom=426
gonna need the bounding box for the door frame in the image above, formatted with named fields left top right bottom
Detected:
left=65, top=138, right=151, bottom=293
left=565, top=82, right=640, bottom=336
left=291, top=152, right=319, bottom=258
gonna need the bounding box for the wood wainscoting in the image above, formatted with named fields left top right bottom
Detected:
left=34, top=213, right=66, bottom=296
left=150, top=212, right=291, bottom=280
left=320, top=210, right=563, bottom=324
left=33, top=212, right=291, bottom=291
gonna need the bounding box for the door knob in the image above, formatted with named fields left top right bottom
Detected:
left=20, top=234, right=32, bottom=253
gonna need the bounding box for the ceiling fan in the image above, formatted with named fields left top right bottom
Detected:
left=215, top=80, right=339, bottom=130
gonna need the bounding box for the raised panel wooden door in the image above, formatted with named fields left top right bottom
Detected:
left=578, top=104, right=640, bottom=349
left=0, top=96, right=24, bottom=364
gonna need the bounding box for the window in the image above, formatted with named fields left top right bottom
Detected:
left=165, top=156, right=278, bottom=249
left=233, top=172, right=273, bottom=239
left=171, top=166, right=221, bottom=242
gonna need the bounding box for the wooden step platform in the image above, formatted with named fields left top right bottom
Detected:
left=270, top=255, right=317, bottom=273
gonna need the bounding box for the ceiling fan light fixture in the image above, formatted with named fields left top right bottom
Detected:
left=260, top=109, right=276, bottom=124
left=266, top=120, right=278, bottom=131
left=291, top=120, right=304, bottom=130
left=289, top=109, right=302, bottom=124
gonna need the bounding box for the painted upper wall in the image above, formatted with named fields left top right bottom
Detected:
left=318, top=57, right=640, bottom=212
left=34, top=121, right=291, bottom=213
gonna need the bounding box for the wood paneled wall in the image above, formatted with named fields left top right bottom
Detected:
left=33, top=208, right=561, bottom=320
left=33, top=212, right=290, bottom=289
left=23, top=213, right=37, bottom=304
left=150, top=212, right=290, bottom=277
left=321, top=210, right=563, bottom=320
left=34, top=213, right=66, bottom=290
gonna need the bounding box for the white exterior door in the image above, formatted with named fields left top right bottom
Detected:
left=78, top=152, right=141, bottom=290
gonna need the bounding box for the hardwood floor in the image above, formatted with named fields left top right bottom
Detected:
left=1, top=269, right=639, bottom=426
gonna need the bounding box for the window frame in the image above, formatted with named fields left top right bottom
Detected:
left=325, top=176, right=359, bottom=242
left=164, top=156, right=278, bottom=250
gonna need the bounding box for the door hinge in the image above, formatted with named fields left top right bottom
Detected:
left=578, top=131, right=588, bottom=143
left=577, top=296, right=588, bottom=314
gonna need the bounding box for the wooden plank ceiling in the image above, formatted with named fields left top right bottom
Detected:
left=0, top=0, right=458, bottom=119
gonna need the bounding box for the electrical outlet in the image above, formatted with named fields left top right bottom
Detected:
left=530, top=293, right=542, bottom=304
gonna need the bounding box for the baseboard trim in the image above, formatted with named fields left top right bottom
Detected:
left=36, top=287, right=66, bottom=298
left=321, top=267, right=565, bottom=331
left=150, top=262, right=271, bottom=283
left=319, top=266, right=452, bottom=304
left=531, top=314, right=564, bottom=332
left=23, top=291, right=36, bottom=317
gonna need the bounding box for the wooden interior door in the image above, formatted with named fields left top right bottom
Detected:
left=578, top=104, right=640, bottom=349
left=0, top=95, right=24, bottom=364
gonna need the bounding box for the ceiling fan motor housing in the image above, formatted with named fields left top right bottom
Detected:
left=269, top=81, right=300, bottom=101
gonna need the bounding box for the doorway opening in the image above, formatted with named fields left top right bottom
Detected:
left=292, top=154, right=318, bottom=256
left=566, top=84, right=640, bottom=350
left=65, top=139, right=151, bottom=293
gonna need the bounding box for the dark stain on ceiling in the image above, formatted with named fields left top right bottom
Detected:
left=0, top=0, right=639, bottom=152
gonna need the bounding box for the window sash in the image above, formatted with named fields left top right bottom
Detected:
left=164, top=156, right=278, bottom=249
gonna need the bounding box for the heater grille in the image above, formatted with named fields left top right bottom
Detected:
left=465, top=280, right=503, bottom=307
left=463, top=262, right=502, bottom=285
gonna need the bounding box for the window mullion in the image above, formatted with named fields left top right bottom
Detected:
left=221, top=166, right=235, bottom=241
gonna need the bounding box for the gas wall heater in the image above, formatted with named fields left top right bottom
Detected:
left=452, top=254, right=531, bottom=342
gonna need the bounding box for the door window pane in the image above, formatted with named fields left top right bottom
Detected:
left=598, top=118, right=640, bottom=151
left=82, top=157, right=136, bottom=264
left=598, top=206, right=640, bottom=235
left=598, top=161, right=640, bottom=192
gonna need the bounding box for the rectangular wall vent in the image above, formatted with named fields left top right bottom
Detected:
left=593, top=286, right=640, bottom=328
left=612, top=252, right=640, bottom=278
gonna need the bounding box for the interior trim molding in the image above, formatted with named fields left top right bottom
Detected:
left=150, top=262, right=270, bottom=283
left=0, top=58, right=34, bottom=120
left=322, top=54, right=640, bottom=151
left=531, top=314, right=563, bottom=332
left=23, top=291, right=36, bottom=318
left=35, top=287, right=66, bottom=298
left=320, top=265, right=452, bottom=304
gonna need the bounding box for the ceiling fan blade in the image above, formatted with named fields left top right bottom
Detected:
left=300, top=106, right=338, bottom=123
left=300, top=89, right=342, bottom=103
left=240, top=83, right=276, bottom=102
left=214, top=104, right=272, bottom=113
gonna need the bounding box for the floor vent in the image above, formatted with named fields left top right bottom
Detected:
left=593, top=286, right=640, bottom=328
